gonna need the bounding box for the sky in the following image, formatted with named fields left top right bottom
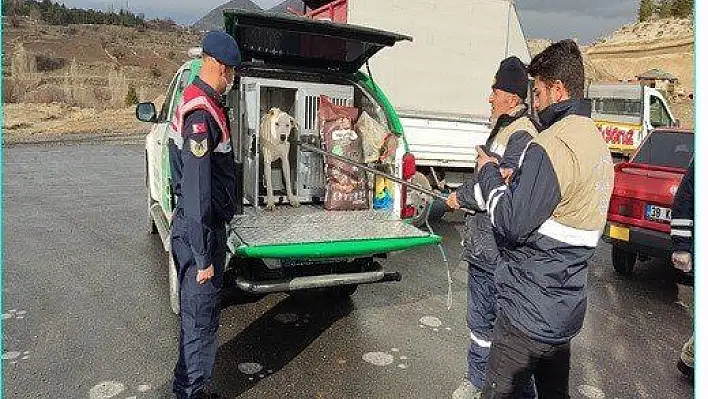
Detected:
left=53, top=0, right=639, bottom=44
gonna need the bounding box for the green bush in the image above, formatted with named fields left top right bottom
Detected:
left=125, top=85, right=139, bottom=106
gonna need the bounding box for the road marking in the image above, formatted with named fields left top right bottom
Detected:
left=3, top=351, right=21, bottom=360
left=362, top=352, right=394, bottom=366
left=420, top=316, right=443, bottom=328
left=238, top=362, right=264, bottom=375
left=274, top=313, right=299, bottom=324
left=578, top=385, right=606, bottom=399
left=88, top=381, right=124, bottom=399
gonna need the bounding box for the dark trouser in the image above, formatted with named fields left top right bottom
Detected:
left=467, top=264, right=535, bottom=398
left=171, top=216, right=226, bottom=399
left=482, top=312, right=570, bottom=399
left=467, top=264, right=497, bottom=387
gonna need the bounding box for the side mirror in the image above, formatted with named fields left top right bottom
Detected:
left=136, top=102, right=157, bottom=123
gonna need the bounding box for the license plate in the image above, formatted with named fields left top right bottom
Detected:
left=609, top=225, right=629, bottom=242
left=645, top=204, right=672, bottom=222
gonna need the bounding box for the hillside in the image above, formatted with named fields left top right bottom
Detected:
left=2, top=17, right=201, bottom=141
left=2, top=14, right=695, bottom=142
left=527, top=18, right=693, bottom=127
left=584, top=18, right=694, bottom=90
left=191, top=0, right=261, bottom=32
left=269, top=0, right=309, bottom=14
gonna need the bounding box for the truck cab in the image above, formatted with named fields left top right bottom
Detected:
left=136, top=9, right=441, bottom=314
left=588, top=82, right=678, bottom=159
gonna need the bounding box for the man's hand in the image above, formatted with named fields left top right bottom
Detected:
left=446, top=192, right=460, bottom=210
left=476, top=146, right=499, bottom=171
left=197, top=265, right=215, bottom=284
left=500, top=167, right=514, bottom=185
left=672, top=251, right=693, bottom=273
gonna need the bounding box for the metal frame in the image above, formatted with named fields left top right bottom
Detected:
left=238, top=76, right=354, bottom=208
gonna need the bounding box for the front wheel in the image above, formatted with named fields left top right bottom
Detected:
left=612, top=246, right=637, bottom=276
left=168, top=249, right=180, bottom=315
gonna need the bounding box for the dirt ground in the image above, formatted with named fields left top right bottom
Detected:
left=2, top=103, right=148, bottom=143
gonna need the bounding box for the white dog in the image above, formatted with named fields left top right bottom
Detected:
left=259, top=107, right=300, bottom=211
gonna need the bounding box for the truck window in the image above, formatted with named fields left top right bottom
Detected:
left=649, top=96, right=672, bottom=127
left=157, top=73, right=180, bottom=123
left=632, top=131, right=693, bottom=169
left=592, top=98, right=641, bottom=117
left=169, top=69, right=192, bottom=117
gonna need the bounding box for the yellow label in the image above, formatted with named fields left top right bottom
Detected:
left=190, top=138, right=208, bottom=158
left=594, top=120, right=643, bottom=153
left=609, top=224, right=630, bottom=242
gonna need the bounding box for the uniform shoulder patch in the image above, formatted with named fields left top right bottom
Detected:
left=190, top=138, right=208, bottom=157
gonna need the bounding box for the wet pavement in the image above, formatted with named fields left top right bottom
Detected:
left=3, top=143, right=694, bottom=398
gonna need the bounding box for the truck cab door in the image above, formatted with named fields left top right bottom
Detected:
left=148, top=73, right=178, bottom=212
left=645, top=90, right=676, bottom=131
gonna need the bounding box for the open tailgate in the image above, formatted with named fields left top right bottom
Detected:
left=228, top=206, right=440, bottom=259
left=222, top=9, right=411, bottom=73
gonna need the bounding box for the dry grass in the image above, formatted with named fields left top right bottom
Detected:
left=2, top=103, right=144, bottom=138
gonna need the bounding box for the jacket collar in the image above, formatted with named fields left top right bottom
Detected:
left=537, top=99, right=591, bottom=131
left=492, top=104, right=528, bottom=130
left=488, top=104, right=531, bottom=142
left=193, top=76, right=223, bottom=106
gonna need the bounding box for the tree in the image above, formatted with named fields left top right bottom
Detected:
left=638, top=0, right=655, bottom=21
left=658, top=0, right=673, bottom=18
left=125, top=85, right=139, bottom=106
left=672, top=0, right=693, bottom=18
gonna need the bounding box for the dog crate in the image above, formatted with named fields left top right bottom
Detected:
left=239, top=77, right=354, bottom=208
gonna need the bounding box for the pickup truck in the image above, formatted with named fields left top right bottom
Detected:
left=300, top=0, right=532, bottom=219
left=136, top=9, right=441, bottom=314
left=603, top=127, right=693, bottom=275
left=588, top=82, right=679, bottom=159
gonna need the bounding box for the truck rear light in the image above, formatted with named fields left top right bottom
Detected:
left=402, top=152, right=416, bottom=180
left=401, top=152, right=416, bottom=219
left=609, top=196, right=642, bottom=219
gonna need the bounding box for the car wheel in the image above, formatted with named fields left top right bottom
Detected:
left=612, top=246, right=637, bottom=276
left=168, top=249, right=180, bottom=315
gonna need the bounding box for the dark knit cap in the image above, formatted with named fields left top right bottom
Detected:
left=492, top=56, right=528, bottom=99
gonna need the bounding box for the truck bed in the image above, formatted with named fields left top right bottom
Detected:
left=400, top=113, right=490, bottom=170
left=228, top=205, right=438, bottom=259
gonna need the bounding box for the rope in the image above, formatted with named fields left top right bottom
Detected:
left=424, top=200, right=453, bottom=311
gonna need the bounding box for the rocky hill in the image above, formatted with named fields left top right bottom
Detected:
left=584, top=18, right=694, bottom=90
left=191, top=0, right=262, bottom=32
left=529, top=18, right=694, bottom=127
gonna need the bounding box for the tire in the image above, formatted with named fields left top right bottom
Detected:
left=168, top=249, right=180, bottom=315
left=612, top=246, right=637, bottom=276
left=409, top=172, right=436, bottom=227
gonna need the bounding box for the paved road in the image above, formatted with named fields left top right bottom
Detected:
left=3, top=143, right=693, bottom=399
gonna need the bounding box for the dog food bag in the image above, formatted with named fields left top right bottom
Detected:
left=355, top=111, right=390, bottom=163
left=318, top=95, right=369, bottom=211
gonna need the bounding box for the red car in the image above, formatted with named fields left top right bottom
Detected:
left=603, top=128, right=694, bottom=275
